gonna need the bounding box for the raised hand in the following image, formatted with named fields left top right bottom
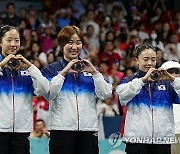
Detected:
left=15, top=54, right=32, bottom=69
left=159, top=68, right=175, bottom=82
left=80, top=59, right=99, bottom=75
left=0, top=54, right=16, bottom=69
left=141, top=68, right=156, bottom=82
left=60, top=59, right=80, bottom=76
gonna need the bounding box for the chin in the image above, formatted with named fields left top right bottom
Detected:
left=71, top=55, right=78, bottom=59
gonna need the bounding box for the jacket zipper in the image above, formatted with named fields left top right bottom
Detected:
left=148, top=83, right=154, bottom=143
left=10, top=70, right=15, bottom=132
left=74, top=73, right=80, bottom=130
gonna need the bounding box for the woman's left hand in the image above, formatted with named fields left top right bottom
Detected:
left=15, top=54, right=32, bottom=69
left=80, top=59, right=99, bottom=75
left=159, top=68, right=175, bottom=82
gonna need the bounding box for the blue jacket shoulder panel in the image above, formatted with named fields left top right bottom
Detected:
left=41, top=60, right=63, bottom=80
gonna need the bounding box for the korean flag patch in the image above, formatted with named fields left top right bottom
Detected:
left=158, top=85, right=166, bottom=90
left=83, top=72, right=92, bottom=76
left=20, top=70, right=29, bottom=76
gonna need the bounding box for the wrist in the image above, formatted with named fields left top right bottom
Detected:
left=91, top=70, right=99, bottom=75
left=27, top=63, right=32, bottom=69
left=59, top=70, right=67, bottom=76
left=170, top=76, right=175, bottom=82
left=141, top=77, right=147, bottom=82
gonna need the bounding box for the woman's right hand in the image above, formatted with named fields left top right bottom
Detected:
left=0, top=54, right=16, bottom=68
left=59, top=59, right=80, bottom=76
left=141, top=68, right=156, bottom=82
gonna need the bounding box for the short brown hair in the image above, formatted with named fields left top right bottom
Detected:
left=57, top=26, right=84, bottom=51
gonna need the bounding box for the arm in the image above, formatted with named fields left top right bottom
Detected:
left=80, top=59, right=112, bottom=99
left=44, top=59, right=80, bottom=100
left=116, top=68, right=157, bottom=106
left=14, top=55, right=51, bottom=99
left=171, top=77, right=180, bottom=97
left=48, top=73, right=65, bottom=100
left=116, top=78, right=144, bottom=106
left=93, top=73, right=112, bottom=99
left=27, top=65, right=50, bottom=99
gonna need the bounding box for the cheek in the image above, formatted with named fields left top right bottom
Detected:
left=77, top=44, right=82, bottom=49
left=64, top=44, right=71, bottom=51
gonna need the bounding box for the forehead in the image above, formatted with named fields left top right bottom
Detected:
left=69, top=33, right=80, bottom=40
left=3, top=29, right=19, bottom=38
left=138, top=49, right=156, bottom=58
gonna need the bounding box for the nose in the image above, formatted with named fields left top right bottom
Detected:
left=147, top=60, right=153, bottom=66
left=11, top=40, right=16, bottom=46
left=71, top=43, right=77, bottom=49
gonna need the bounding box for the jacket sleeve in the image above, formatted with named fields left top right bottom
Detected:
left=171, top=77, right=180, bottom=97
left=48, top=73, right=65, bottom=100
left=92, top=73, right=112, bottom=100
left=27, top=65, right=50, bottom=99
left=116, top=78, right=145, bottom=106
left=41, top=65, right=65, bottom=100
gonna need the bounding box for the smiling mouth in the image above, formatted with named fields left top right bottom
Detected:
left=10, top=48, right=17, bottom=51
left=71, top=52, right=78, bottom=55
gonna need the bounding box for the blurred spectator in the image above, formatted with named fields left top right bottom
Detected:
left=33, top=58, right=43, bottom=70
left=70, top=0, right=86, bottom=20
left=47, top=35, right=62, bottom=60
left=164, top=33, right=180, bottom=61
left=28, top=41, right=47, bottom=66
left=32, top=96, right=49, bottom=125
left=18, top=7, right=27, bottom=21
left=97, top=93, right=119, bottom=117
left=82, top=10, right=100, bottom=38
left=26, top=5, right=38, bottom=30
left=159, top=22, right=172, bottom=45
left=137, top=23, right=149, bottom=41
left=155, top=47, right=166, bottom=68
left=99, top=40, right=121, bottom=72
left=2, top=2, right=20, bottom=27
left=47, top=52, right=56, bottom=64
left=150, top=7, right=163, bottom=24
left=124, top=67, right=136, bottom=77
left=109, top=60, right=124, bottom=89
left=39, top=26, right=54, bottom=54
left=30, top=30, right=39, bottom=42
left=113, top=37, right=125, bottom=59
left=30, top=119, right=50, bottom=138
left=99, top=61, right=113, bottom=84
left=149, top=30, right=165, bottom=51
left=84, top=24, right=100, bottom=60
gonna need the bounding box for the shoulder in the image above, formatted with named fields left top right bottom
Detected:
left=41, top=60, right=62, bottom=79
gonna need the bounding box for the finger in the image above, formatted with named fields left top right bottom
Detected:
left=81, top=59, right=90, bottom=64
left=4, top=64, right=12, bottom=70
left=69, top=69, right=78, bottom=74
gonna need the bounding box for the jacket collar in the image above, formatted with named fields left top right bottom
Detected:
left=0, top=54, right=5, bottom=62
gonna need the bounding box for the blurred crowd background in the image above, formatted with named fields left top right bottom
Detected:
left=0, top=0, right=180, bottom=138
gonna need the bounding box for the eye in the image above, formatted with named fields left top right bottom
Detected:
left=16, top=40, right=20, bottom=43
left=68, top=41, right=73, bottom=45
left=7, top=39, right=11, bottom=42
left=143, top=58, right=148, bottom=61
left=77, top=41, right=82, bottom=45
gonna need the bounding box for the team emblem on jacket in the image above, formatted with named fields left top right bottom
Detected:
left=158, top=85, right=166, bottom=90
